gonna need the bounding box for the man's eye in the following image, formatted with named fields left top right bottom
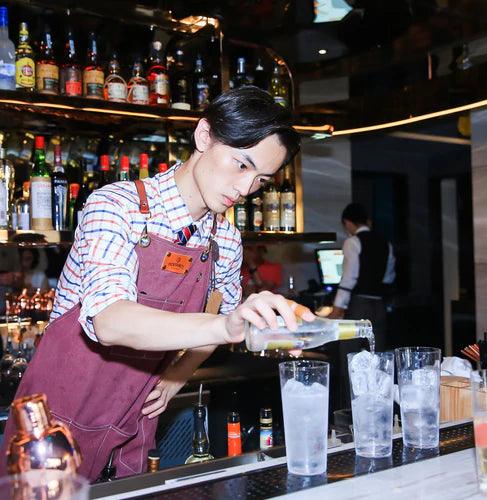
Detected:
left=238, top=162, right=247, bottom=170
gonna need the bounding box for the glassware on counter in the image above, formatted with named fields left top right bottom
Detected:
left=279, top=360, right=329, bottom=476
left=348, top=351, right=394, bottom=458
left=471, top=369, right=487, bottom=492
left=395, top=347, right=441, bottom=449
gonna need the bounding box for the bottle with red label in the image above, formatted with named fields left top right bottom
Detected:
left=227, top=411, right=242, bottom=457
left=147, top=41, right=170, bottom=107
left=60, top=26, right=82, bottom=97
left=83, top=31, right=104, bottom=99
left=104, top=52, right=127, bottom=103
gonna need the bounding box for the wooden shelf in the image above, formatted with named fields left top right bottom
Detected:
left=241, top=231, right=336, bottom=244
left=0, top=230, right=73, bottom=247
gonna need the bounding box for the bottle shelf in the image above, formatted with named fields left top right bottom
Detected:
left=0, top=229, right=73, bottom=247
left=0, top=89, right=202, bottom=130
left=241, top=231, right=336, bottom=244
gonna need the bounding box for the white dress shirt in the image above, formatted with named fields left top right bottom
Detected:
left=334, top=226, right=395, bottom=309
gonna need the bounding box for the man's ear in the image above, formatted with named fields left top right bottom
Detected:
left=193, top=118, right=213, bottom=153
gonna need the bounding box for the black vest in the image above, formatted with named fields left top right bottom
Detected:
left=354, top=230, right=389, bottom=297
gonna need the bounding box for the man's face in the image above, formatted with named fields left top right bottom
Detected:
left=193, top=132, right=288, bottom=214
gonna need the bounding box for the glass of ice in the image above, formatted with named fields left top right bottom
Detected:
left=471, top=369, right=487, bottom=492
left=348, top=351, right=394, bottom=458
left=395, top=346, right=441, bottom=449
left=279, top=360, right=329, bottom=476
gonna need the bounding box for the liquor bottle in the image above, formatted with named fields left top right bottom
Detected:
left=73, top=176, right=90, bottom=227
left=127, top=58, right=149, bottom=105
left=280, top=165, right=295, bottom=231
left=227, top=411, right=242, bottom=457
left=0, top=147, right=14, bottom=229
left=286, top=275, right=298, bottom=301
left=245, top=316, right=374, bottom=352
left=158, top=162, right=168, bottom=174
left=15, top=181, right=30, bottom=230
left=98, top=155, right=111, bottom=188
left=60, top=27, right=82, bottom=97
left=253, top=58, right=267, bottom=91
left=185, top=385, right=214, bottom=464
left=36, top=24, right=59, bottom=95
left=269, top=63, right=289, bottom=108
left=139, top=153, right=149, bottom=179
left=15, top=22, right=35, bottom=92
left=259, top=408, right=273, bottom=450
left=104, top=53, right=127, bottom=103
left=249, top=188, right=263, bottom=232
left=51, top=144, right=68, bottom=230
left=207, top=35, right=221, bottom=100
left=233, top=57, right=248, bottom=88
left=7, top=393, right=81, bottom=474
left=147, top=41, right=169, bottom=107
left=67, top=182, right=79, bottom=231
left=170, top=48, right=191, bottom=110
left=263, top=177, right=280, bottom=231
left=0, top=7, right=16, bottom=90
left=147, top=449, right=160, bottom=472
left=234, top=197, right=247, bottom=232
left=193, top=55, right=209, bottom=111
left=118, top=155, right=130, bottom=181
left=30, top=135, right=53, bottom=231
left=83, top=32, right=104, bottom=99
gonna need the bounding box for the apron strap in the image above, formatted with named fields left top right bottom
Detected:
left=134, top=179, right=150, bottom=215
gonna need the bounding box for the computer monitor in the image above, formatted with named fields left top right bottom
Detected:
left=315, top=248, right=344, bottom=286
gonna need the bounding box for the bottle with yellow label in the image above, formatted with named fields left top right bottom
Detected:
left=36, top=25, right=59, bottom=94
left=245, top=315, right=374, bottom=352
left=15, top=22, right=35, bottom=91
left=83, top=31, right=104, bottom=99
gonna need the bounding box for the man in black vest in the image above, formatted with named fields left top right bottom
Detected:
left=329, top=203, right=395, bottom=351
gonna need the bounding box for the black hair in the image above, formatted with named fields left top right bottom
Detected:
left=200, top=86, right=300, bottom=166
left=342, top=203, right=369, bottom=225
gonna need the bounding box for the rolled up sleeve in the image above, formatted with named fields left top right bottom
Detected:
left=77, top=192, right=138, bottom=340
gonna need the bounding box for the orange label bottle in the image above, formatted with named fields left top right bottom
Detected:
left=227, top=411, right=242, bottom=456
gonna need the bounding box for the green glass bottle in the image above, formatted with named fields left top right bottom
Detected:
left=30, top=135, right=53, bottom=231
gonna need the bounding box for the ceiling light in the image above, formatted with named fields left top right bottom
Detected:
left=318, top=49, right=327, bottom=55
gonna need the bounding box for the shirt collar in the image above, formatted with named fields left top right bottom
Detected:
left=156, top=164, right=213, bottom=235
left=355, top=225, right=370, bottom=234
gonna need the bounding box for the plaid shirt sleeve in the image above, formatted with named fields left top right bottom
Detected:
left=215, top=224, right=243, bottom=315
left=77, top=190, right=139, bottom=341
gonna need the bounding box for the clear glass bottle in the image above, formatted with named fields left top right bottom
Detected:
left=16, top=181, right=30, bottom=230
left=269, top=62, right=289, bottom=108
left=245, top=317, right=374, bottom=352
left=51, top=144, right=68, bottom=230
left=280, top=164, right=295, bottom=231
left=0, top=6, right=15, bottom=90
left=193, top=55, right=209, bottom=111
left=263, top=177, right=280, bottom=231
left=147, top=41, right=169, bottom=107
left=104, top=53, right=127, bottom=103
left=233, top=57, right=248, bottom=88
left=15, top=22, right=35, bottom=92
left=127, top=58, right=149, bottom=105
left=234, top=197, right=247, bottom=232
left=0, top=146, right=13, bottom=229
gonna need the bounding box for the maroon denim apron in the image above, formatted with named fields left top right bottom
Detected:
left=0, top=181, right=217, bottom=481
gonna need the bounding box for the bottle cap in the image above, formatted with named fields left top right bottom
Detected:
left=35, top=136, right=45, bottom=149
left=158, top=162, right=168, bottom=173
left=147, top=449, right=160, bottom=460
left=120, top=156, right=130, bottom=171
left=139, top=153, right=149, bottom=169
left=69, top=183, right=80, bottom=198
left=23, top=181, right=30, bottom=191
left=0, top=7, right=8, bottom=28
left=227, top=411, right=240, bottom=423
left=100, top=155, right=110, bottom=171
left=260, top=408, right=272, bottom=419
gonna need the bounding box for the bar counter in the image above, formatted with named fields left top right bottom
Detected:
left=89, top=420, right=479, bottom=499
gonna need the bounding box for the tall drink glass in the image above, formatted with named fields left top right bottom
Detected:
left=395, top=347, right=441, bottom=448
left=471, top=369, right=487, bottom=492
left=279, top=360, right=329, bottom=476
left=348, top=351, right=394, bottom=457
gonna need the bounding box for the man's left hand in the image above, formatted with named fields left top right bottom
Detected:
left=328, top=306, right=345, bottom=319
left=142, top=378, right=185, bottom=419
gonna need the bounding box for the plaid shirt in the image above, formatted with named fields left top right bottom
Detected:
left=51, top=166, right=243, bottom=341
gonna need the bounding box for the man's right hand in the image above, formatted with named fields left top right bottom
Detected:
left=223, top=291, right=314, bottom=344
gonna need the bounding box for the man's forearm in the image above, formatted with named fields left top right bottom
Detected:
left=166, top=345, right=217, bottom=383
left=93, top=300, right=227, bottom=351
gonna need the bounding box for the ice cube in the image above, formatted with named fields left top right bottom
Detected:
left=309, top=381, right=327, bottom=395
left=283, top=378, right=304, bottom=394
left=375, top=370, right=393, bottom=399
left=412, top=368, right=438, bottom=388
left=349, top=350, right=375, bottom=373
left=351, top=370, right=369, bottom=396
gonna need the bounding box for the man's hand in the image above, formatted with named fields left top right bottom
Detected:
left=328, top=306, right=345, bottom=319
left=224, top=291, right=315, bottom=344
left=142, top=377, right=185, bottom=419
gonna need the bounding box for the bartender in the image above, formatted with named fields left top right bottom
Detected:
left=0, top=86, right=308, bottom=480
left=329, top=202, right=395, bottom=351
